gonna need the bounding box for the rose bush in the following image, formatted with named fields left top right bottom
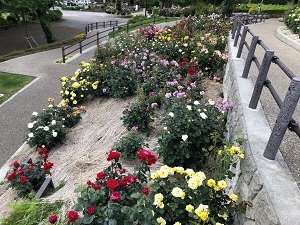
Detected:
left=65, top=150, right=157, bottom=225
left=6, top=147, right=53, bottom=197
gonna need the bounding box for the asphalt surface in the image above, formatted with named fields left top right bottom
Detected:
left=241, top=18, right=300, bottom=186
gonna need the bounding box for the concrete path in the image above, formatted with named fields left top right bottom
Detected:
left=241, top=18, right=300, bottom=186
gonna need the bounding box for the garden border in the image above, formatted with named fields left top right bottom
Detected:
left=225, top=35, right=300, bottom=225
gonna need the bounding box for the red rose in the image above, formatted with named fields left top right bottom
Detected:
left=93, top=183, right=101, bottom=190
left=188, top=67, right=196, bottom=75
left=119, top=179, right=127, bottom=188
left=7, top=172, right=16, bottom=180
left=119, top=169, right=126, bottom=174
left=96, top=171, right=106, bottom=179
left=107, top=151, right=120, bottom=161
left=28, top=166, right=34, bottom=171
left=179, top=62, right=185, bottom=67
left=124, top=176, right=136, bottom=184
left=17, top=169, right=24, bottom=175
left=87, top=180, right=92, bottom=186
left=48, top=214, right=57, bottom=224
left=110, top=191, right=121, bottom=202
left=147, top=154, right=157, bottom=166
left=43, top=162, right=54, bottom=171
left=44, top=154, right=49, bottom=159
left=13, top=161, right=20, bottom=168
left=20, top=176, right=27, bottom=184
left=137, top=149, right=151, bottom=161
left=87, top=206, right=96, bottom=215
left=39, top=147, right=48, bottom=155
left=142, top=187, right=150, bottom=196
left=106, top=179, right=118, bottom=190
left=68, top=211, right=79, bottom=223
left=198, top=63, right=203, bottom=68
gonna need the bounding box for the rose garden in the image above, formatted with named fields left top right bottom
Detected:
left=1, top=4, right=299, bottom=224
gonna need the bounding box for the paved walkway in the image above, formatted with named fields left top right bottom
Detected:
left=241, top=18, right=300, bottom=186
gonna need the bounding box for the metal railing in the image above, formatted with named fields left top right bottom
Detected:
left=231, top=14, right=300, bottom=160
left=61, top=16, right=171, bottom=63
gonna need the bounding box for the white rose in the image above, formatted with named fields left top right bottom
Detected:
left=182, top=135, right=188, bottom=141
left=52, top=131, right=58, bottom=137
left=28, top=123, right=34, bottom=129
left=168, top=112, right=174, bottom=117
left=32, top=112, right=38, bottom=116
left=51, top=120, right=56, bottom=125
left=200, top=112, right=208, bottom=119
left=28, top=132, right=34, bottom=138
left=194, top=101, right=200, bottom=105
left=186, top=105, right=192, bottom=111
left=43, top=126, right=49, bottom=131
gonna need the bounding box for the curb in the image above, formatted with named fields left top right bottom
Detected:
left=276, top=26, right=300, bottom=52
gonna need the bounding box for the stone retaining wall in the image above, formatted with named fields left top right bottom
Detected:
left=224, top=36, right=300, bottom=225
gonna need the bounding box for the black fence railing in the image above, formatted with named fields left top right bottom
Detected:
left=231, top=14, right=300, bottom=160
left=61, top=16, right=172, bottom=63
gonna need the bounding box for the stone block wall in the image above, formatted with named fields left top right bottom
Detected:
left=223, top=37, right=300, bottom=225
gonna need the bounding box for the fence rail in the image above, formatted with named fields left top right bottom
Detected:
left=61, top=16, right=172, bottom=63
left=231, top=14, right=300, bottom=160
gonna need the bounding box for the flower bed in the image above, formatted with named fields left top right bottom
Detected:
left=0, top=16, right=246, bottom=224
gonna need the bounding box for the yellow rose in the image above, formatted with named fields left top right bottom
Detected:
left=207, top=179, right=216, bottom=187
left=156, top=201, right=164, bottom=209
left=185, top=204, right=194, bottom=213
left=187, top=177, right=198, bottom=189
left=229, top=193, right=238, bottom=202
left=157, top=217, right=166, bottom=225
left=171, top=187, right=185, bottom=198
left=217, top=180, right=227, bottom=189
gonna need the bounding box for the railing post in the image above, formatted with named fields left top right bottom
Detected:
left=234, top=21, right=242, bottom=47
left=165, top=16, right=167, bottom=22
left=140, top=20, right=143, bottom=26
left=231, top=15, right=238, bottom=39
left=116, top=21, right=118, bottom=26
left=96, top=22, right=98, bottom=29
left=97, top=31, right=99, bottom=46
left=103, top=21, right=105, bottom=28
left=264, top=77, right=300, bottom=160
left=62, top=47, right=65, bottom=63
left=91, top=23, right=93, bottom=31
left=85, top=26, right=87, bottom=36
left=231, top=15, right=237, bottom=36
left=79, top=40, right=82, bottom=54
left=236, top=25, right=248, bottom=58
left=126, top=22, right=129, bottom=33
left=112, top=26, right=115, bottom=39
left=110, top=21, right=112, bottom=27
left=242, top=35, right=259, bottom=78
left=154, top=16, right=156, bottom=24
left=249, top=50, right=274, bottom=109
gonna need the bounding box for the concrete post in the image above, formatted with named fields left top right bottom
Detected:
left=242, top=35, right=259, bottom=78
left=234, top=21, right=242, bottom=47
left=264, top=77, right=300, bottom=160
left=236, top=25, right=249, bottom=58
left=249, top=50, right=274, bottom=109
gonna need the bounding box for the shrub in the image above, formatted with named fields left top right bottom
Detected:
left=6, top=148, right=53, bottom=197
left=65, top=150, right=157, bottom=224
left=149, top=159, right=242, bottom=225
left=45, top=9, right=63, bottom=21
left=157, top=98, right=232, bottom=169
left=26, top=98, right=85, bottom=149
left=129, top=15, right=147, bottom=23
left=120, top=100, right=155, bottom=135
left=284, top=5, right=300, bottom=37
left=112, top=132, right=149, bottom=160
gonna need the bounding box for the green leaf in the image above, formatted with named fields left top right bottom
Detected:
left=108, top=219, right=117, bottom=225
left=73, top=203, right=83, bottom=212
left=130, top=192, right=141, bottom=198
left=83, top=215, right=94, bottom=224
left=121, top=206, right=131, bottom=214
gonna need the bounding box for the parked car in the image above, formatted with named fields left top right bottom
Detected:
left=66, top=1, right=78, bottom=6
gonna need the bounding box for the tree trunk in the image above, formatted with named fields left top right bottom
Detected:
left=36, top=10, right=56, bottom=43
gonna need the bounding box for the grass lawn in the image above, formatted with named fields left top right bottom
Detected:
left=0, top=72, right=35, bottom=104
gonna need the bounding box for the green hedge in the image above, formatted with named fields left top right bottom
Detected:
left=61, top=5, right=84, bottom=10
left=236, top=3, right=291, bottom=14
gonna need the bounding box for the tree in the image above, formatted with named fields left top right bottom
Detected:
left=2, top=0, right=59, bottom=43
left=221, top=0, right=234, bottom=19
